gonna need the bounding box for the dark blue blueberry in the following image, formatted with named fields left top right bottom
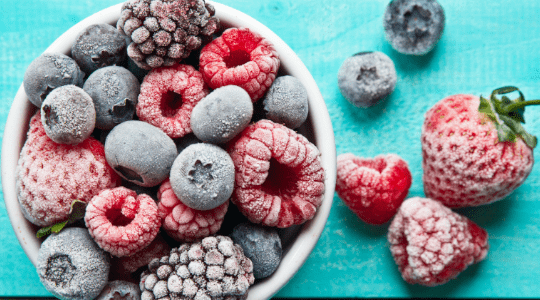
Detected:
left=169, top=143, right=234, bottom=211
left=83, top=66, right=140, bottom=130
left=337, top=51, right=397, bottom=108
left=190, top=85, right=253, bottom=144
left=263, top=75, right=309, bottom=129
left=72, top=24, right=127, bottom=74
left=105, top=120, right=178, bottom=187
left=230, top=223, right=282, bottom=279
left=23, top=53, right=85, bottom=107
left=384, top=0, right=445, bottom=55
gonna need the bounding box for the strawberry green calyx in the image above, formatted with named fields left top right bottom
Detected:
left=478, top=86, right=539, bottom=148
left=36, top=200, right=87, bottom=238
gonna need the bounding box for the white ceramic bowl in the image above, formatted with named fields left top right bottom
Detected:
left=1, top=2, right=336, bottom=299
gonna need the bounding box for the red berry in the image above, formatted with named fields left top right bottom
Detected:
left=228, top=120, right=325, bottom=228
left=16, top=112, right=119, bottom=226
left=85, top=187, right=161, bottom=257
left=136, top=64, right=208, bottom=138
left=336, top=153, right=412, bottom=225
left=388, top=197, right=489, bottom=286
left=157, top=180, right=228, bottom=242
left=199, top=27, right=280, bottom=102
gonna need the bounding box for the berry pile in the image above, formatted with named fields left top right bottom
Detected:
left=18, top=0, right=325, bottom=298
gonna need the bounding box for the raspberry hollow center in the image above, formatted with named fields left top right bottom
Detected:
left=161, top=90, right=183, bottom=117
left=224, top=49, right=251, bottom=68
left=106, top=207, right=133, bottom=227
left=262, top=158, right=299, bottom=199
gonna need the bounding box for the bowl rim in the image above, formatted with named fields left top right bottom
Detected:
left=1, top=2, right=337, bottom=299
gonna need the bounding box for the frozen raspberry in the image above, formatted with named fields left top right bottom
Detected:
left=16, top=112, right=119, bottom=227
left=158, top=180, right=229, bottom=242
left=136, top=64, right=208, bottom=138
left=199, top=27, right=280, bottom=102
left=388, top=197, right=489, bottom=286
left=228, top=120, right=325, bottom=228
left=336, top=153, right=412, bottom=225
left=85, top=187, right=162, bottom=257
left=117, top=0, right=220, bottom=70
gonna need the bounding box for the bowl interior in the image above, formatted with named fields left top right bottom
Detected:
left=1, top=2, right=336, bottom=299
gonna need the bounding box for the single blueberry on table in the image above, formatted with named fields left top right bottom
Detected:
left=263, top=75, right=309, bottom=129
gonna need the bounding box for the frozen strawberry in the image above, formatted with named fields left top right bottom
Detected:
left=388, top=197, right=489, bottom=286
left=228, top=120, right=325, bottom=228
left=336, top=153, right=412, bottom=224
left=136, top=64, right=208, bottom=138
left=16, top=112, right=119, bottom=227
left=199, top=27, right=280, bottom=102
left=85, top=187, right=161, bottom=257
left=422, top=87, right=536, bottom=208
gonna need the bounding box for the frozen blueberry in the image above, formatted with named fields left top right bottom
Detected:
left=230, top=223, right=282, bottom=279
left=263, top=75, right=309, bottom=129
left=83, top=66, right=140, bottom=130
left=23, top=53, right=85, bottom=107
left=170, top=143, right=235, bottom=211
left=41, top=85, right=96, bottom=144
left=190, top=85, right=253, bottom=144
left=95, top=280, right=141, bottom=300
left=72, top=24, right=127, bottom=74
left=105, top=120, right=177, bottom=187
left=337, top=51, right=397, bottom=108
left=37, top=227, right=110, bottom=300
left=383, top=0, right=445, bottom=55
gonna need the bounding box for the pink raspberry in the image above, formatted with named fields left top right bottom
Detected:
left=16, top=112, right=119, bottom=227
left=157, top=180, right=228, bottom=241
left=228, top=119, right=325, bottom=228
left=336, top=153, right=412, bottom=225
left=388, top=197, right=489, bottom=286
left=136, top=64, right=208, bottom=138
left=85, top=187, right=162, bottom=257
left=199, top=27, right=280, bottom=102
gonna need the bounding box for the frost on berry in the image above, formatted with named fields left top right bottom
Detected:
left=44, top=255, right=76, bottom=287
left=388, top=197, right=489, bottom=286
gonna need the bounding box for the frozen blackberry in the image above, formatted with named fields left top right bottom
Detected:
left=72, top=23, right=128, bottom=74
left=95, top=280, right=141, bottom=300
left=83, top=66, right=140, bottom=130
left=383, top=0, right=445, bottom=55
left=190, top=85, right=253, bottom=144
left=23, top=53, right=85, bottom=107
left=230, top=223, right=282, bottom=279
left=139, top=236, right=254, bottom=299
left=170, top=143, right=235, bottom=210
left=37, top=227, right=110, bottom=300
left=337, top=51, right=397, bottom=108
left=263, top=76, right=309, bottom=129
left=117, top=0, right=220, bottom=70
left=41, top=85, right=96, bottom=144
left=105, top=120, right=178, bottom=187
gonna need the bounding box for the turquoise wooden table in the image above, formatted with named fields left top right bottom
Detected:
left=2, top=0, right=540, bottom=298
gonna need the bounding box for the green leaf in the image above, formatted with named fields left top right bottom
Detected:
left=494, top=122, right=516, bottom=143
left=500, top=115, right=538, bottom=148
left=35, top=200, right=87, bottom=238
left=36, top=226, right=52, bottom=239
left=478, top=96, right=499, bottom=123
left=51, top=220, right=69, bottom=234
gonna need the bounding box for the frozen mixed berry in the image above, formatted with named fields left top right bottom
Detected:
left=16, top=112, right=119, bottom=226
left=95, top=280, right=141, bottom=300
left=199, top=27, right=280, bottom=102
left=136, top=64, right=208, bottom=138
left=85, top=187, right=162, bottom=257
left=158, top=179, right=229, bottom=242
left=37, top=227, right=110, bottom=300
left=117, top=0, right=220, bottom=70
left=336, top=153, right=412, bottom=225
left=337, top=51, right=397, bottom=108
left=139, top=236, right=254, bottom=299
left=388, top=197, right=489, bottom=286
left=190, top=85, right=253, bottom=144
left=40, top=85, right=96, bottom=145
left=23, top=52, right=85, bottom=107
left=72, top=23, right=127, bottom=74
left=263, top=75, right=309, bottom=129
left=170, top=143, right=235, bottom=210
left=83, top=66, right=140, bottom=130
left=228, top=119, right=325, bottom=228
left=384, top=0, right=445, bottom=55
left=230, top=223, right=282, bottom=279
left=104, top=120, right=178, bottom=187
